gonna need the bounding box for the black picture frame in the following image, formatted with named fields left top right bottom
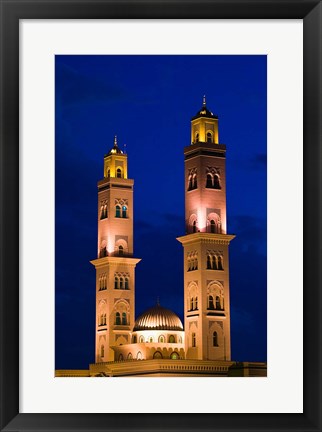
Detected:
left=0, top=1, right=321, bottom=431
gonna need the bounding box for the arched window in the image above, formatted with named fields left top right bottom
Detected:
left=114, top=277, right=118, bottom=289
left=207, top=132, right=212, bottom=143
left=207, top=254, right=212, bottom=269
left=214, top=174, right=221, bottom=189
left=122, top=205, right=127, bottom=218
left=179, top=336, right=182, bottom=343
left=170, top=352, right=179, bottom=360
left=137, top=351, right=142, bottom=360
left=125, top=278, right=129, bottom=290
left=215, top=296, right=221, bottom=310
left=115, top=312, right=121, bottom=325
left=104, top=205, right=108, bottom=218
left=206, top=173, right=213, bottom=188
left=132, top=335, right=137, bottom=343
left=100, top=206, right=104, bottom=219
left=210, top=220, right=216, bottom=233
left=192, top=174, right=197, bottom=189
left=213, top=256, right=218, bottom=270
left=116, top=168, right=122, bottom=178
left=218, top=256, right=223, bottom=270
left=115, top=205, right=121, bottom=218
left=118, top=245, right=124, bottom=256
left=100, top=247, right=107, bottom=258
left=169, top=335, right=175, bottom=343
left=192, top=220, right=197, bottom=233
left=139, top=336, right=144, bottom=343
left=118, top=353, right=124, bottom=361
left=194, top=297, right=198, bottom=310
left=119, top=277, right=124, bottom=290
left=189, top=297, right=194, bottom=311
left=100, top=345, right=104, bottom=358
left=195, top=132, right=199, bottom=143
left=127, top=352, right=133, bottom=360
left=103, top=314, right=106, bottom=325
left=158, top=335, right=165, bottom=343
left=153, top=351, right=163, bottom=359
left=208, top=295, right=215, bottom=310
left=107, top=169, right=110, bottom=178
left=188, top=176, right=193, bottom=191
left=192, top=332, right=196, bottom=347
left=149, top=337, right=154, bottom=343
left=213, top=331, right=218, bottom=347
left=121, top=312, right=127, bottom=325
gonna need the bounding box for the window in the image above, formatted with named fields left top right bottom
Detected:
left=115, top=312, right=121, bottom=325
left=153, top=351, right=163, bottom=359
left=122, top=312, right=127, bottom=325
left=149, top=337, right=154, bottom=343
left=170, top=352, right=179, bottom=360
left=192, top=332, right=196, bottom=347
left=207, top=132, right=212, bottom=143
left=214, top=174, right=221, bottom=189
left=215, top=296, right=221, bottom=310
left=103, top=314, right=106, bottom=325
left=118, top=245, right=124, bottom=256
left=137, top=351, right=142, bottom=360
left=192, top=220, right=197, bottom=233
left=210, top=220, right=216, bottom=233
left=127, top=353, right=133, bottom=360
left=195, top=132, right=199, bottom=143
left=125, top=278, right=129, bottom=290
left=208, top=295, right=215, bottom=310
left=206, top=173, right=213, bottom=188
left=115, top=205, right=121, bottom=218
left=192, top=174, right=197, bottom=189
left=139, top=336, right=144, bottom=343
left=213, top=331, right=218, bottom=347
left=107, top=169, right=110, bottom=178
left=212, top=256, right=218, bottom=270
left=116, top=168, right=122, bottom=178
left=189, top=297, right=194, bottom=311
left=100, top=345, right=104, bottom=357
left=207, top=254, right=212, bottom=269
left=118, top=354, right=124, bottom=361
left=194, top=297, right=198, bottom=310
left=218, top=255, right=223, bottom=270
left=114, top=277, right=119, bottom=289
left=158, top=335, right=165, bottom=343
left=122, top=205, right=127, bottom=218
left=132, top=336, right=137, bottom=343
left=169, top=335, right=175, bottom=343
left=188, top=176, right=193, bottom=191
left=119, top=277, right=124, bottom=290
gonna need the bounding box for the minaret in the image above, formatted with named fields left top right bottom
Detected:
left=90, top=136, right=141, bottom=362
left=177, top=98, right=235, bottom=361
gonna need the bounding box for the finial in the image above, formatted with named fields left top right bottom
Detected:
left=124, top=143, right=127, bottom=154
left=156, top=296, right=160, bottom=306
left=114, top=135, right=118, bottom=147
left=203, top=95, right=206, bottom=106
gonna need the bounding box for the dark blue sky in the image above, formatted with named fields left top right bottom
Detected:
left=55, top=55, right=267, bottom=369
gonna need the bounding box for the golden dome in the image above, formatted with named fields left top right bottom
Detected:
left=133, top=304, right=183, bottom=331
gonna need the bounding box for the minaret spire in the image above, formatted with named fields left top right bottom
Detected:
left=114, top=135, right=118, bottom=148
left=203, top=94, right=206, bottom=107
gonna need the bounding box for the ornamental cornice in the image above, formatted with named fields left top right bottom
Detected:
left=177, top=233, right=235, bottom=246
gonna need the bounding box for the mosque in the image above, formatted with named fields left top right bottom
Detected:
left=56, top=98, right=267, bottom=377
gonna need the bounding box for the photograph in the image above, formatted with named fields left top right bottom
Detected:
left=55, top=54, right=267, bottom=377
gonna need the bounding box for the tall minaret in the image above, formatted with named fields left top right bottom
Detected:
left=177, top=98, right=235, bottom=361
left=90, top=136, right=141, bottom=362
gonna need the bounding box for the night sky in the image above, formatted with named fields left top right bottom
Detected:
left=55, top=55, right=267, bottom=369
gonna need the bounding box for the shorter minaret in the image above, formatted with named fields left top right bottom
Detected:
left=177, top=98, right=235, bottom=361
left=91, top=136, right=141, bottom=362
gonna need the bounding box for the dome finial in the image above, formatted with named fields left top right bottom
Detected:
left=203, top=94, right=206, bottom=107
left=114, top=135, right=118, bottom=148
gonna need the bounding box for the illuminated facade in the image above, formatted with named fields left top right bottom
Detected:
left=177, top=96, right=235, bottom=361
left=90, top=136, right=141, bottom=362
left=56, top=99, right=267, bottom=377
